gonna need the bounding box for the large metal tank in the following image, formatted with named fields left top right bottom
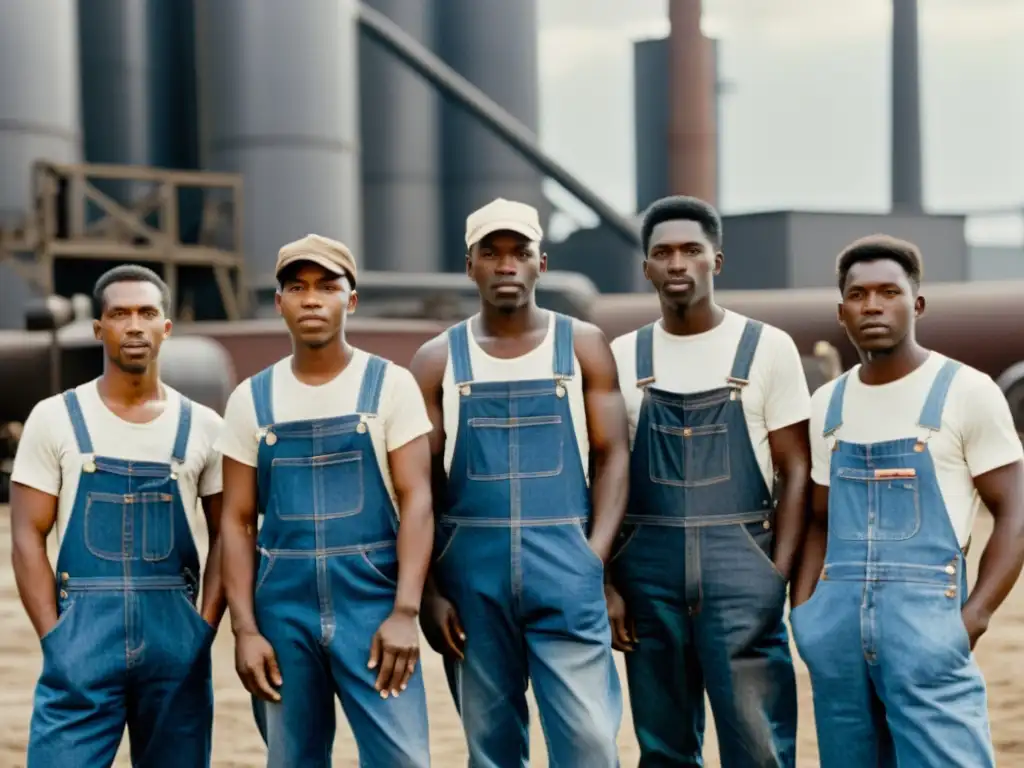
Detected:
left=0, top=0, right=82, bottom=329
left=194, top=0, right=362, bottom=289
left=359, top=0, right=442, bottom=272
left=436, top=0, right=544, bottom=271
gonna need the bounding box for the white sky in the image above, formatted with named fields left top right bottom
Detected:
left=536, top=0, right=1024, bottom=244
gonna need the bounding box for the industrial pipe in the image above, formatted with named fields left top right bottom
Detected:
left=356, top=2, right=641, bottom=250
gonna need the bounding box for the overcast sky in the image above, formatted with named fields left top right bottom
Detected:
left=536, top=0, right=1024, bottom=244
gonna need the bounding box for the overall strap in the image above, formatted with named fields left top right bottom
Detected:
left=356, top=355, right=389, bottom=416
left=635, top=323, right=656, bottom=387
left=250, top=366, right=275, bottom=428
left=448, top=321, right=474, bottom=386
left=552, top=313, right=576, bottom=379
left=62, top=390, right=94, bottom=455
left=918, top=359, right=962, bottom=432
left=171, top=397, right=193, bottom=464
left=823, top=372, right=851, bottom=437
left=727, top=319, right=764, bottom=385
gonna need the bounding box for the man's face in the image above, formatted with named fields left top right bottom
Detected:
left=275, top=262, right=356, bottom=349
left=838, top=259, right=923, bottom=353
left=466, top=231, right=546, bottom=311
left=642, top=219, right=721, bottom=310
left=93, top=281, right=171, bottom=374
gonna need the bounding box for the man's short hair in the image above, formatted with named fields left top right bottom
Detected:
left=640, top=195, right=723, bottom=254
left=835, top=235, right=923, bottom=292
left=93, top=265, right=171, bottom=318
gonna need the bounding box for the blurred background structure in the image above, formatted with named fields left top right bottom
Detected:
left=2, top=0, right=1024, bottom=493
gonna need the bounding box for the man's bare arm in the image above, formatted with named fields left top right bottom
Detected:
left=964, top=460, right=1024, bottom=642
left=766, top=421, right=811, bottom=581
left=790, top=483, right=828, bottom=607
left=10, top=483, right=59, bottom=638
left=388, top=435, right=434, bottom=616
left=575, top=322, right=630, bottom=562
left=220, top=457, right=260, bottom=636
left=199, top=492, right=227, bottom=628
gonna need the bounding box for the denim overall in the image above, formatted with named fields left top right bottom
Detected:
left=612, top=320, right=798, bottom=768
left=27, top=390, right=215, bottom=768
left=790, top=360, right=995, bottom=767
left=434, top=313, right=622, bottom=768
left=249, top=356, right=431, bottom=768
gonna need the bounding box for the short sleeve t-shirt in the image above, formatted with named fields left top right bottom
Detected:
left=216, top=349, right=432, bottom=508
left=809, top=352, right=1024, bottom=546
left=11, top=380, right=223, bottom=553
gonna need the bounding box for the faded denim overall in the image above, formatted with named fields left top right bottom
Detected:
left=249, top=357, right=430, bottom=768
left=27, top=390, right=215, bottom=768
left=612, top=320, right=798, bottom=768
left=434, top=313, right=622, bottom=768
left=791, top=360, right=995, bottom=767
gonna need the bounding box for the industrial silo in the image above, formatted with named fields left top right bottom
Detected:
left=359, top=0, right=442, bottom=273
left=437, top=0, right=544, bottom=270
left=194, top=0, right=362, bottom=290
left=0, top=0, right=82, bottom=329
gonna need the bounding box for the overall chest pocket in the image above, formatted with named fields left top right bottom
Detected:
left=270, top=452, right=364, bottom=520
left=831, top=467, right=921, bottom=542
left=85, top=491, right=175, bottom=562
left=467, top=415, right=564, bottom=481
left=648, top=422, right=731, bottom=487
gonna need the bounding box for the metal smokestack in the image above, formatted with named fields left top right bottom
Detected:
left=891, top=0, right=923, bottom=212
left=668, top=0, right=717, bottom=205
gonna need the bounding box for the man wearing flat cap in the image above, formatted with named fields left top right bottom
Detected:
left=411, top=198, right=629, bottom=765
left=217, top=234, right=436, bottom=766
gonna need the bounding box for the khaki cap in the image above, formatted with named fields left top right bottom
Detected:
left=275, top=234, right=357, bottom=286
left=464, top=198, right=543, bottom=249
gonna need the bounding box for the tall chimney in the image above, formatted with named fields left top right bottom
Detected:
left=891, top=0, right=923, bottom=212
left=668, top=0, right=717, bottom=205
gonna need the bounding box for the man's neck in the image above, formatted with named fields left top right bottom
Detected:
left=291, top=337, right=352, bottom=383
left=477, top=302, right=546, bottom=339
left=98, top=366, right=163, bottom=406
left=660, top=297, right=725, bottom=336
left=858, top=339, right=931, bottom=385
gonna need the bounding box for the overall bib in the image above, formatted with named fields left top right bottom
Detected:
left=435, top=313, right=622, bottom=768
left=612, top=320, right=797, bottom=768
left=27, top=390, right=215, bottom=768
left=249, top=356, right=431, bottom=768
left=791, top=360, right=995, bottom=767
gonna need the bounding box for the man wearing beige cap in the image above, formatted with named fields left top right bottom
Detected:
left=218, top=235, right=436, bottom=767
left=411, top=199, right=629, bottom=765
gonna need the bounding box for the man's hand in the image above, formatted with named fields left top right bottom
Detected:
left=235, top=630, right=282, bottom=702
left=962, top=603, right=991, bottom=650
left=370, top=608, right=421, bottom=698
left=420, top=591, right=466, bottom=660
left=605, top=583, right=636, bottom=652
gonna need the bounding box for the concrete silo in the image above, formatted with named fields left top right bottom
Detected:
left=437, top=0, right=544, bottom=270
left=0, top=0, right=82, bottom=329
left=194, top=0, right=362, bottom=289
left=359, top=0, right=442, bottom=273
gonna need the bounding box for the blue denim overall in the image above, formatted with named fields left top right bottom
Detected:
left=612, top=320, right=798, bottom=768
left=27, top=390, right=215, bottom=768
left=249, top=356, right=431, bottom=768
left=790, top=360, right=995, bottom=767
left=434, top=313, right=622, bottom=768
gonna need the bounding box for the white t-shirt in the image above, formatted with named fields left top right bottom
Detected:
left=217, top=349, right=432, bottom=508
left=441, top=312, right=590, bottom=479
left=11, top=380, right=223, bottom=554
left=611, top=310, right=811, bottom=489
left=810, top=352, right=1024, bottom=546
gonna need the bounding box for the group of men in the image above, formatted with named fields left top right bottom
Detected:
left=9, top=193, right=1024, bottom=768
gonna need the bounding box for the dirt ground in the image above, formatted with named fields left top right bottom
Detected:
left=1, top=509, right=1022, bottom=767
